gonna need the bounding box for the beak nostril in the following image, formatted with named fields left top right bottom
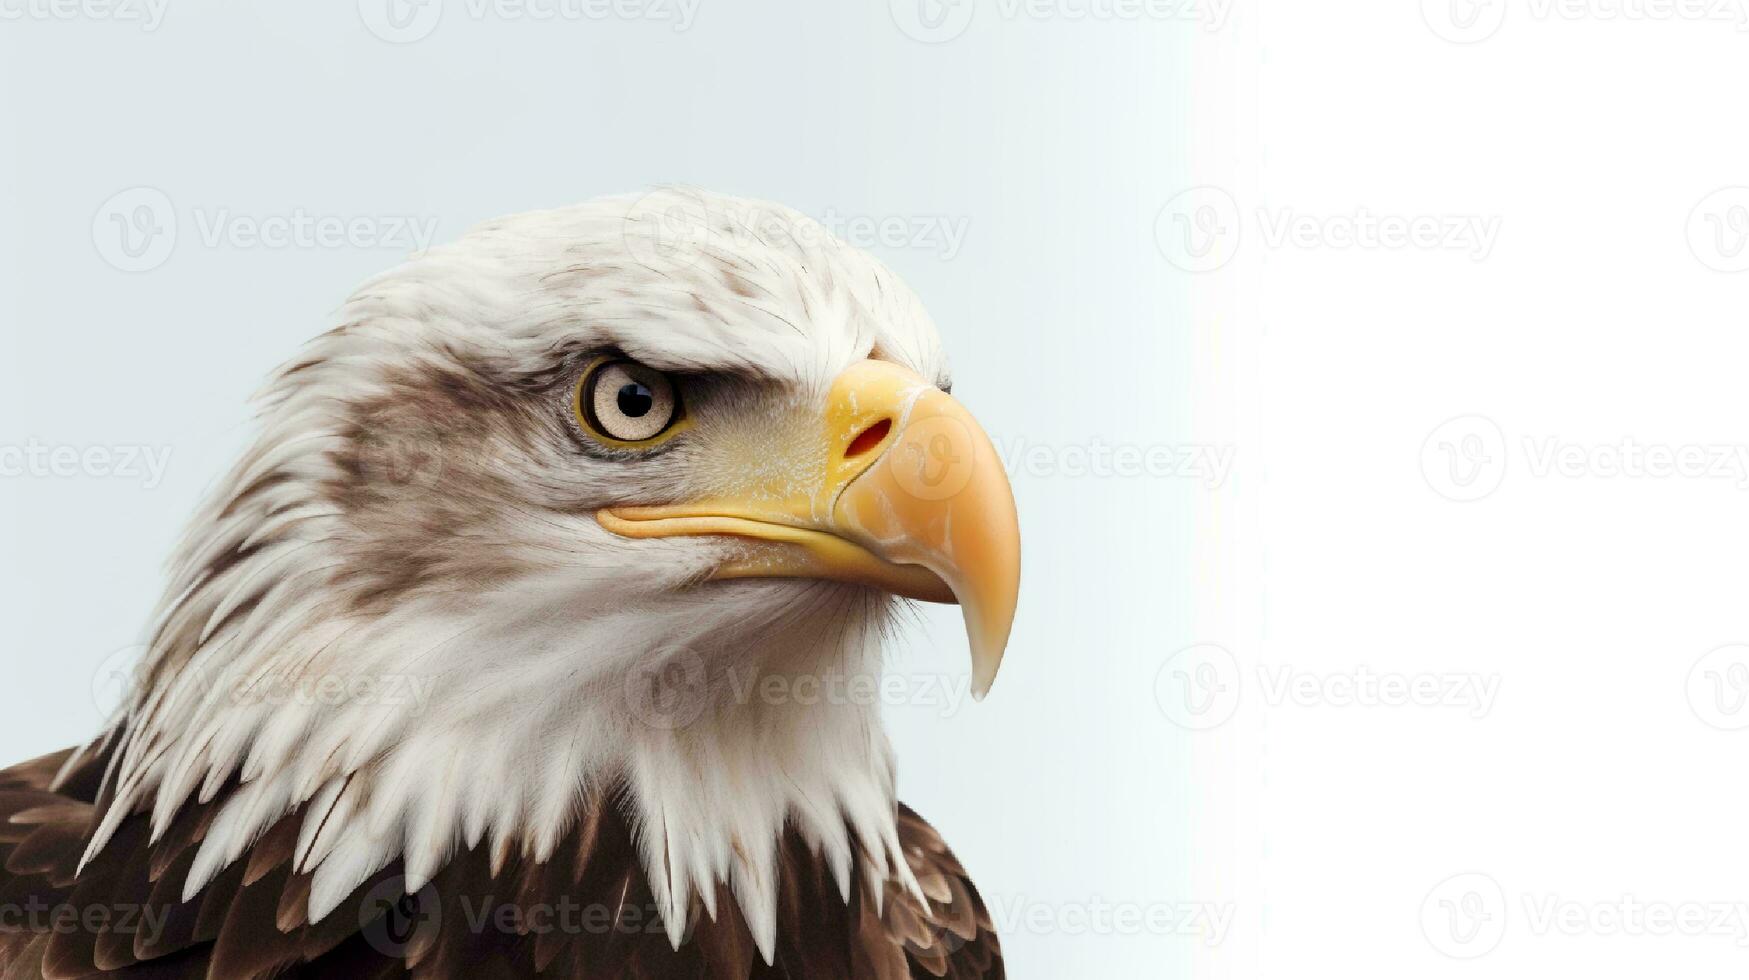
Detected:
left=845, top=419, right=893, bottom=460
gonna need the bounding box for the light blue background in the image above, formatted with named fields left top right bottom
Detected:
left=0, top=4, right=1198, bottom=974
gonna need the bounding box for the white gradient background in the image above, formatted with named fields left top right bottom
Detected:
left=4, top=1, right=1749, bottom=978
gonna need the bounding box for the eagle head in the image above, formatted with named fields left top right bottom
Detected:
left=83, top=188, right=1020, bottom=960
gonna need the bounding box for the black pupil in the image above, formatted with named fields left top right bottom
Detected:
left=617, top=381, right=655, bottom=418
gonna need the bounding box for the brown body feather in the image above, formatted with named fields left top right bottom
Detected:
left=0, top=748, right=1001, bottom=979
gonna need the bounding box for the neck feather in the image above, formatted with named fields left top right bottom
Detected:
left=76, top=572, right=911, bottom=963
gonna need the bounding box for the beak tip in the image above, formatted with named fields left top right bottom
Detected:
left=966, top=634, right=1006, bottom=704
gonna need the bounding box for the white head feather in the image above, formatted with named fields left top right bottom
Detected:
left=75, top=189, right=952, bottom=962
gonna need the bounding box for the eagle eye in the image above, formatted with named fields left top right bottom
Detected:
left=575, top=359, right=682, bottom=445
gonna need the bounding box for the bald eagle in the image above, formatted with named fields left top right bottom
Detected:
left=0, top=190, right=1020, bottom=978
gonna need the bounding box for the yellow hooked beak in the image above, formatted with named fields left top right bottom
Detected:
left=597, top=360, right=1021, bottom=699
